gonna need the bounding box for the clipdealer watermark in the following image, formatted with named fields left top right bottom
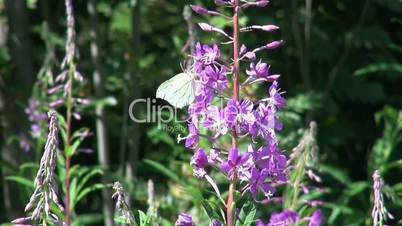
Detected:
left=128, top=98, right=188, bottom=133
left=128, top=97, right=277, bottom=135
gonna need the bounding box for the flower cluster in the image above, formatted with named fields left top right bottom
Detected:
left=176, top=0, right=288, bottom=224
left=182, top=2, right=286, bottom=201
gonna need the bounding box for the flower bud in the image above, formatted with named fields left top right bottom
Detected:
left=190, top=5, right=209, bottom=15
left=244, top=52, right=256, bottom=60
left=198, top=23, right=214, bottom=32
left=260, top=25, right=279, bottom=32
left=257, top=0, right=269, bottom=7
left=265, top=40, right=283, bottom=49
left=240, top=44, right=247, bottom=55
left=215, top=0, right=230, bottom=6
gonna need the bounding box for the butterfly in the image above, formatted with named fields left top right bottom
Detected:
left=156, top=71, right=197, bottom=109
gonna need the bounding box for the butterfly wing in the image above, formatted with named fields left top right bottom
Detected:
left=156, top=73, right=195, bottom=109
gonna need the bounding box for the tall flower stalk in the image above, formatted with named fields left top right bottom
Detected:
left=371, top=170, right=393, bottom=226
left=12, top=111, right=64, bottom=225
left=63, top=0, right=76, bottom=224
left=175, top=0, right=287, bottom=225
left=227, top=1, right=241, bottom=225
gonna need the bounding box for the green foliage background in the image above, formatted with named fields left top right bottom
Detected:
left=0, top=0, right=401, bottom=225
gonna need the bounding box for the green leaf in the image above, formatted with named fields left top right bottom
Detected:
left=236, top=201, right=256, bottom=226
left=6, top=176, right=34, bottom=188
left=138, top=210, right=148, bottom=226
left=76, top=168, right=103, bottom=196
left=345, top=181, right=369, bottom=197
left=320, top=164, right=351, bottom=185
left=201, top=200, right=223, bottom=222
left=69, top=177, right=78, bottom=210
left=75, top=183, right=109, bottom=205
left=72, top=213, right=103, bottom=226
left=111, top=2, right=132, bottom=34
left=66, top=135, right=85, bottom=157
left=354, top=63, right=402, bottom=76
left=143, top=159, right=180, bottom=183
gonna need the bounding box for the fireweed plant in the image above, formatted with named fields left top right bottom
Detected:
left=167, top=0, right=318, bottom=225
left=12, top=0, right=99, bottom=225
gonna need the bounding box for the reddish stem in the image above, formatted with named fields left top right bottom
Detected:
left=227, top=1, right=240, bottom=226
left=65, top=67, right=74, bottom=226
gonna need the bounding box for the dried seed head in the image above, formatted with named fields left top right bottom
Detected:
left=372, top=170, right=393, bottom=226
left=15, top=111, right=64, bottom=224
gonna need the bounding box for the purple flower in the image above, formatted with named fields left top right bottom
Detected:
left=248, top=168, right=276, bottom=200
left=194, top=42, right=220, bottom=72
left=209, top=219, right=222, bottom=226
left=200, top=65, right=228, bottom=91
left=176, top=213, right=195, bottom=226
left=256, top=145, right=287, bottom=182
left=25, top=98, right=47, bottom=137
left=191, top=148, right=208, bottom=177
left=31, top=124, right=41, bottom=138
left=220, top=148, right=251, bottom=180
left=224, top=99, right=255, bottom=134
left=268, top=209, right=298, bottom=226
left=268, top=81, right=286, bottom=108
left=19, top=134, right=31, bottom=152
left=246, top=60, right=269, bottom=78
left=245, top=60, right=280, bottom=84
left=204, top=106, right=228, bottom=137
left=208, top=148, right=220, bottom=164
left=185, top=123, right=199, bottom=148
left=309, top=209, right=322, bottom=226
left=25, top=98, right=46, bottom=122
left=250, top=103, right=282, bottom=140
left=195, top=83, right=213, bottom=106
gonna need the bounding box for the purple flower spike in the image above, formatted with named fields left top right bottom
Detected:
left=309, top=209, right=322, bottom=226
left=191, top=148, right=208, bottom=177
left=176, top=213, right=195, bottom=226
left=190, top=5, right=209, bottom=15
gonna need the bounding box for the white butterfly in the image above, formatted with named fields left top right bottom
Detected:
left=156, top=71, right=197, bottom=109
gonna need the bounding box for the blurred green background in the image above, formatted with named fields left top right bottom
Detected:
left=0, top=0, right=401, bottom=225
